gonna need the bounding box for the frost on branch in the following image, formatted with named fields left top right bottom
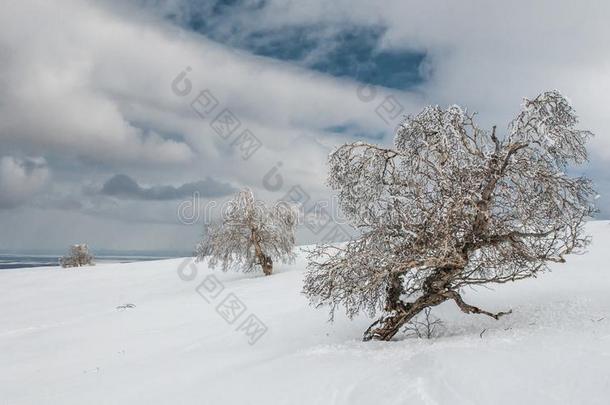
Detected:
left=196, top=188, right=297, bottom=276
left=60, top=244, right=95, bottom=268
left=303, top=90, right=596, bottom=341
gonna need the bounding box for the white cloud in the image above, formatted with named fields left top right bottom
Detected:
left=0, top=0, right=406, bottom=168
left=1, top=0, right=609, bottom=249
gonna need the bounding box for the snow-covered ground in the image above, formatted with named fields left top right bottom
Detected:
left=2, top=222, right=610, bottom=405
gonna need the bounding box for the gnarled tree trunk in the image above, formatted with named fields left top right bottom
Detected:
left=261, top=255, right=273, bottom=276
left=251, top=228, right=273, bottom=276
left=363, top=292, right=448, bottom=341
left=364, top=268, right=450, bottom=341
left=363, top=266, right=510, bottom=341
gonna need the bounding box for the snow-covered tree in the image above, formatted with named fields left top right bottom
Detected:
left=60, top=244, right=95, bottom=268
left=196, top=188, right=297, bottom=276
left=303, top=91, right=596, bottom=341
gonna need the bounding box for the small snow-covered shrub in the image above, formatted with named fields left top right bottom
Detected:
left=60, top=244, right=95, bottom=268
left=404, top=308, right=445, bottom=339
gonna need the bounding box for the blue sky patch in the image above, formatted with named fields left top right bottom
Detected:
left=155, top=0, right=426, bottom=90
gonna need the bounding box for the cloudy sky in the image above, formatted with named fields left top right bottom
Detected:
left=1, top=0, right=609, bottom=253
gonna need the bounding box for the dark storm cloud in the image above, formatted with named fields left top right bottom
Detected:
left=100, top=174, right=237, bottom=200
left=0, top=156, right=49, bottom=209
